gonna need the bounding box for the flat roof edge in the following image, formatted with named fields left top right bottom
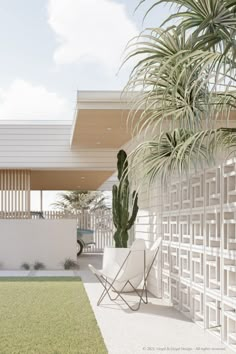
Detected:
left=76, top=90, right=139, bottom=104
left=70, top=90, right=138, bottom=147
left=0, top=120, right=73, bottom=125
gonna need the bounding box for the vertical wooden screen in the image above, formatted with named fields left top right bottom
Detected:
left=0, top=170, right=31, bottom=218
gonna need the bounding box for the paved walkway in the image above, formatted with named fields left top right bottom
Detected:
left=0, top=270, right=79, bottom=276
left=0, top=256, right=233, bottom=354
left=79, top=254, right=233, bottom=354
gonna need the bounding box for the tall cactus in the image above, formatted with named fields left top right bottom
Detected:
left=112, top=150, right=139, bottom=248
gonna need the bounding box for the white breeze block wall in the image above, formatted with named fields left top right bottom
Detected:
left=0, top=219, right=77, bottom=269
left=135, top=159, right=236, bottom=353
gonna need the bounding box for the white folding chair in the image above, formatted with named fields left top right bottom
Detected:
left=89, top=237, right=162, bottom=311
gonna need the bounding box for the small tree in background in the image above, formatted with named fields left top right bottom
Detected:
left=52, top=190, right=110, bottom=213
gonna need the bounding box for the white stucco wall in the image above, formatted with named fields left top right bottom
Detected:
left=0, top=219, right=77, bottom=270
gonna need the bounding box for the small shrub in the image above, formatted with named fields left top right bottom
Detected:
left=33, top=261, right=45, bottom=270
left=64, top=258, right=79, bottom=270
left=21, top=262, right=30, bottom=270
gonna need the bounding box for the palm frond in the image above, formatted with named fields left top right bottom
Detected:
left=125, top=0, right=236, bottom=185
left=137, top=1, right=236, bottom=47
left=125, top=27, right=236, bottom=134
left=128, top=127, right=236, bottom=185
left=128, top=129, right=208, bottom=184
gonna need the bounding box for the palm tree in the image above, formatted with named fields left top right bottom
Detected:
left=124, top=0, right=236, bottom=184
left=52, top=190, right=109, bottom=213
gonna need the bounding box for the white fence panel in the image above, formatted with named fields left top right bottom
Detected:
left=31, top=209, right=114, bottom=253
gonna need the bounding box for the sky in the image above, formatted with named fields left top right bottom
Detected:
left=0, top=0, right=169, bottom=121
left=0, top=0, right=169, bottom=209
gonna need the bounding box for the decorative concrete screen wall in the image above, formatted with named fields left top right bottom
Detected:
left=157, top=159, right=236, bottom=352
left=125, top=136, right=236, bottom=350
left=0, top=219, right=77, bottom=269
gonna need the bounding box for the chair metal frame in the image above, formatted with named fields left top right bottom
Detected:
left=91, top=244, right=161, bottom=311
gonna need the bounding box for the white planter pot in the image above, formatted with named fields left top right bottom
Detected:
left=102, top=246, right=144, bottom=293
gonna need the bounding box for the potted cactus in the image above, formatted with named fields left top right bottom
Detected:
left=101, top=150, right=139, bottom=292
left=112, top=149, right=139, bottom=247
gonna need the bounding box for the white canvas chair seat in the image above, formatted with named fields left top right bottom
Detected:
left=88, top=237, right=162, bottom=311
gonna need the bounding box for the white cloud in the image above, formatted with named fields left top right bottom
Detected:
left=0, top=79, right=70, bottom=120
left=48, top=0, right=138, bottom=71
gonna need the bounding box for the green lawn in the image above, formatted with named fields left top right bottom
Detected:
left=0, top=277, right=107, bottom=354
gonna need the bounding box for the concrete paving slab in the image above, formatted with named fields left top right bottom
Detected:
left=33, top=270, right=77, bottom=276
left=78, top=254, right=234, bottom=354
left=0, top=270, right=30, bottom=276
left=0, top=270, right=79, bottom=277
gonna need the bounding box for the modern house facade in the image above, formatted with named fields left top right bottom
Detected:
left=0, top=91, right=235, bottom=351
left=0, top=91, right=131, bottom=269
